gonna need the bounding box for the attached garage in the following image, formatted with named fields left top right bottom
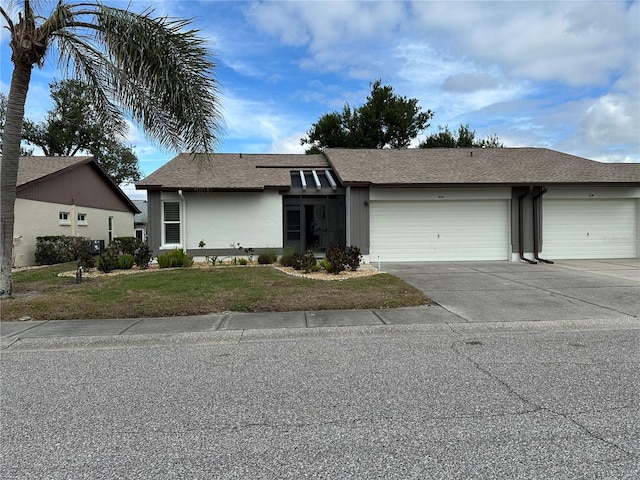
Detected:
left=541, top=198, right=638, bottom=259
left=369, top=193, right=510, bottom=261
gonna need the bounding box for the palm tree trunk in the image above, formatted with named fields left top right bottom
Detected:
left=0, top=63, right=32, bottom=297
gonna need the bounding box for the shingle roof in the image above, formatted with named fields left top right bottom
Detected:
left=17, top=156, right=93, bottom=186
left=323, top=148, right=640, bottom=185
left=135, top=148, right=640, bottom=191
left=136, top=153, right=329, bottom=190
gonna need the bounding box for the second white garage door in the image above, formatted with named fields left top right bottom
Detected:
left=370, top=200, right=510, bottom=261
left=541, top=199, right=637, bottom=259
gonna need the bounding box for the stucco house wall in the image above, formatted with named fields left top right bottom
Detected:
left=14, top=199, right=135, bottom=267
left=156, top=191, right=283, bottom=254
left=13, top=156, right=139, bottom=267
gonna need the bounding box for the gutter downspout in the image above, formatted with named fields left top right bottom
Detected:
left=519, top=187, right=537, bottom=264
left=178, top=190, right=186, bottom=251
left=532, top=187, right=554, bottom=264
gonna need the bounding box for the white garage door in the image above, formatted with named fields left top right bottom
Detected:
left=370, top=200, right=509, bottom=261
left=542, top=199, right=637, bottom=259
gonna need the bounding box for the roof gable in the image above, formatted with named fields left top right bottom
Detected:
left=16, top=156, right=139, bottom=213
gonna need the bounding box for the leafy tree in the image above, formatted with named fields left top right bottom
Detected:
left=301, top=80, right=433, bottom=152
left=0, top=93, right=32, bottom=156
left=420, top=124, right=504, bottom=149
left=0, top=1, right=222, bottom=297
left=22, top=79, right=142, bottom=184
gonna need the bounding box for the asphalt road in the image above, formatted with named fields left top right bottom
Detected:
left=2, top=327, right=638, bottom=479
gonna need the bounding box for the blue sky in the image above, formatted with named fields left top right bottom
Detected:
left=1, top=0, right=639, bottom=200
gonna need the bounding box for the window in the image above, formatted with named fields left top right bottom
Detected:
left=108, top=217, right=114, bottom=243
left=77, top=213, right=87, bottom=225
left=163, top=202, right=181, bottom=245
left=59, top=212, right=70, bottom=225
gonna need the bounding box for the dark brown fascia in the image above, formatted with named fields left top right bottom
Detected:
left=135, top=185, right=290, bottom=193
left=345, top=181, right=640, bottom=188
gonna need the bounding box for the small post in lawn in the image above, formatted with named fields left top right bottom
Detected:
left=75, top=259, right=83, bottom=284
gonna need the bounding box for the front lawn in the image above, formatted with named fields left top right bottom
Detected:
left=0, top=264, right=431, bottom=320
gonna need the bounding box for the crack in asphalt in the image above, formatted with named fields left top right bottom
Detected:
left=449, top=339, right=637, bottom=460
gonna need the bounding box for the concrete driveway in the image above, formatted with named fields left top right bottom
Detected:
left=382, top=259, right=640, bottom=324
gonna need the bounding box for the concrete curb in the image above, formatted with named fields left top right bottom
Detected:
left=2, top=316, right=638, bottom=352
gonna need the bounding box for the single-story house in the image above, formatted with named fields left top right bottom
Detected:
left=13, top=156, right=140, bottom=267
left=135, top=148, right=640, bottom=262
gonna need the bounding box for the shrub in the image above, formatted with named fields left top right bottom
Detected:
left=134, top=243, right=152, bottom=269
left=96, top=249, right=119, bottom=273
left=110, top=237, right=139, bottom=256
left=157, top=249, right=193, bottom=268
left=279, top=254, right=296, bottom=268
left=325, top=244, right=346, bottom=274
left=258, top=250, right=278, bottom=264
left=118, top=254, right=134, bottom=270
left=35, top=236, right=95, bottom=268
left=35, top=236, right=74, bottom=265
left=345, top=245, right=362, bottom=271
left=319, top=258, right=331, bottom=271
left=238, top=258, right=248, bottom=266
left=297, top=250, right=317, bottom=273
left=69, top=237, right=95, bottom=269
left=258, top=254, right=272, bottom=264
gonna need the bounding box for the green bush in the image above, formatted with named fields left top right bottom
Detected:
left=295, top=250, right=317, bottom=273
left=157, top=249, right=193, bottom=268
left=279, top=254, right=296, bottom=268
left=35, top=236, right=95, bottom=268
left=325, top=244, right=346, bottom=274
left=118, top=254, right=134, bottom=270
left=238, top=258, right=248, bottom=265
left=345, top=245, right=362, bottom=271
left=134, top=243, right=152, bottom=269
left=110, top=237, right=139, bottom=256
left=258, top=251, right=278, bottom=264
left=96, top=249, right=119, bottom=273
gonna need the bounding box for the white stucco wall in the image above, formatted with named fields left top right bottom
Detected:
left=13, top=199, right=135, bottom=267
left=159, top=191, right=283, bottom=251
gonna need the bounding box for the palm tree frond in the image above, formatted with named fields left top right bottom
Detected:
left=51, top=30, right=127, bottom=137
left=93, top=5, right=222, bottom=153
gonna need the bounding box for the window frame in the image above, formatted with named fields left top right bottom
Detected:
left=59, top=211, right=70, bottom=225
left=162, top=201, right=182, bottom=248
left=77, top=213, right=87, bottom=226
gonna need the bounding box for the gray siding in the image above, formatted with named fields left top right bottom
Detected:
left=347, top=187, right=370, bottom=254
left=147, top=190, right=162, bottom=254
left=17, top=162, right=134, bottom=212
left=511, top=187, right=543, bottom=254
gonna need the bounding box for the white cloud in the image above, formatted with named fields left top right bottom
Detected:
left=410, top=1, right=638, bottom=87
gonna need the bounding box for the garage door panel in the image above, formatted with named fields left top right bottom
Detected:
left=542, top=199, right=637, bottom=259
left=370, top=200, right=509, bottom=261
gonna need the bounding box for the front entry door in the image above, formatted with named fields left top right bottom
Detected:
left=284, top=197, right=345, bottom=253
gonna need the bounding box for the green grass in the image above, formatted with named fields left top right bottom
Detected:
left=1, top=265, right=431, bottom=320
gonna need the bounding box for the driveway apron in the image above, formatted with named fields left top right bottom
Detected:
left=382, top=259, right=640, bottom=323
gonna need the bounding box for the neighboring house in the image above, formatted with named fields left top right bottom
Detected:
left=13, top=156, right=140, bottom=267
left=135, top=148, right=640, bottom=262
left=133, top=200, right=148, bottom=242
